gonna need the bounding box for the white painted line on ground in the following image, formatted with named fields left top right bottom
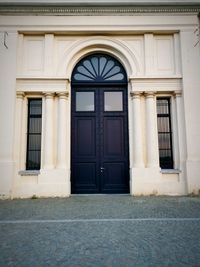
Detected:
left=0, top=218, right=200, bottom=224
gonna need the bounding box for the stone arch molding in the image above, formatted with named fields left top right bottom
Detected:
left=56, top=37, right=140, bottom=79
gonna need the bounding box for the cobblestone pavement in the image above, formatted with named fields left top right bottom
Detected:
left=0, top=196, right=200, bottom=267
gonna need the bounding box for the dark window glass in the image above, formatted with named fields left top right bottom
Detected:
left=104, top=91, right=123, bottom=111
left=157, top=98, right=173, bottom=169
left=72, top=54, right=127, bottom=84
left=76, top=92, right=95, bottom=111
left=26, top=99, right=42, bottom=170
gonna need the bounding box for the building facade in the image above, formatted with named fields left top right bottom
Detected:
left=0, top=0, right=200, bottom=198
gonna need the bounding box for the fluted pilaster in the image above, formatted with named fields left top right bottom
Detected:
left=43, top=92, right=55, bottom=169
left=57, top=92, right=69, bottom=168
left=131, top=91, right=144, bottom=168
left=145, top=91, right=159, bottom=168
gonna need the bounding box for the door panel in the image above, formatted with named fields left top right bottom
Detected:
left=71, top=87, right=129, bottom=194
left=73, top=163, right=98, bottom=192
left=103, top=117, right=124, bottom=157
left=101, top=162, right=128, bottom=193
left=75, top=117, right=96, bottom=157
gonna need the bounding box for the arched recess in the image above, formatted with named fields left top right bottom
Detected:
left=56, top=37, right=140, bottom=78
left=71, top=52, right=130, bottom=194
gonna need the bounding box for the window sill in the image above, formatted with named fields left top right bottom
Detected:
left=160, top=169, right=181, bottom=174
left=18, top=170, right=40, bottom=176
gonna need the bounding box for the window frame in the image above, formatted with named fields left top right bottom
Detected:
left=26, top=98, right=42, bottom=170
left=156, top=97, right=174, bottom=169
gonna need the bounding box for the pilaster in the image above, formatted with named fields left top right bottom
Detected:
left=15, top=92, right=25, bottom=170
left=43, top=92, right=55, bottom=169
left=57, top=92, right=69, bottom=169
left=130, top=91, right=144, bottom=168
left=173, top=90, right=187, bottom=192
left=145, top=91, right=159, bottom=168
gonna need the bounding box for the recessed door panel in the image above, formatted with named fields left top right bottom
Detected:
left=73, top=163, right=98, bottom=192
left=75, top=117, right=96, bottom=157
left=101, top=162, right=129, bottom=193
left=103, top=117, right=124, bottom=157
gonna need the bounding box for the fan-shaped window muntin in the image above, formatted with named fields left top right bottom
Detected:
left=72, top=54, right=127, bottom=84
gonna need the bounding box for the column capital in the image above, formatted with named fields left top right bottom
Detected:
left=173, top=90, right=182, bottom=98
left=57, top=91, right=69, bottom=99
left=16, top=91, right=25, bottom=99
left=144, top=91, right=157, bottom=98
left=130, top=91, right=143, bottom=99
left=43, top=92, right=55, bottom=99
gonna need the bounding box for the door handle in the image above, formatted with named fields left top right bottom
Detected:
left=100, top=167, right=105, bottom=172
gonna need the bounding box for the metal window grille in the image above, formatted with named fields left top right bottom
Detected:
left=156, top=98, right=173, bottom=169
left=26, top=99, right=42, bottom=170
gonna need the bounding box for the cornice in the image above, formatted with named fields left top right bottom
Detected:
left=0, top=5, right=200, bottom=15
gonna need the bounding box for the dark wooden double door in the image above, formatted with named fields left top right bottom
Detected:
left=71, top=86, right=129, bottom=194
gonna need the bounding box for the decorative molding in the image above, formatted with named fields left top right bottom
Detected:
left=130, top=91, right=143, bottom=99
left=16, top=91, right=25, bottom=99
left=0, top=5, right=200, bottom=15
left=57, top=91, right=69, bottom=99
left=129, top=77, right=182, bottom=92
left=144, top=91, right=157, bottom=97
left=43, top=92, right=55, bottom=98
left=16, top=77, right=182, bottom=93
left=58, top=37, right=136, bottom=78
left=16, top=78, right=69, bottom=92
left=173, top=90, right=182, bottom=97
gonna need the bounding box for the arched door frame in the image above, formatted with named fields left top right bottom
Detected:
left=70, top=52, right=130, bottom=193
left=64, top=40, right=139, bottom=194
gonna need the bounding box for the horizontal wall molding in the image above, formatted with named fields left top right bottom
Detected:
left=16, top=77, right=182, bottom=92
left=130, top=77, right=182, bottom=91
left=16, top=78, right=69, bottom=92
left=0, top=5, right=200, bottom=16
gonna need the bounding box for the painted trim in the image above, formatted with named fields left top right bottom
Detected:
left=0, top=5, right=200, bottom=15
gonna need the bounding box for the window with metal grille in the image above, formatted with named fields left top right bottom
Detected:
left=157, top=98, right=173, bottom=169
left=26, top=99, right=42, bottom=170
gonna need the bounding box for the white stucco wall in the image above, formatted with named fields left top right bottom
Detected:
left=0, top=31, right=17, bottom=198
left=0, top=9, right=200, bottom=198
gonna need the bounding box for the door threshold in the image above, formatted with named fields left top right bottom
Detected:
left=71, top=194, right=130, bottom=196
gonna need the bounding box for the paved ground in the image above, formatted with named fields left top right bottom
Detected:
left=0, top=196, right=200, bottom=267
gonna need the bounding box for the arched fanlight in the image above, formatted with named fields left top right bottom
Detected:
left=72, top=54, right=127, bottom=84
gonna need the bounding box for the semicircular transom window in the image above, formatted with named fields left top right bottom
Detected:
left=72, top=54, right=127, bottom=84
